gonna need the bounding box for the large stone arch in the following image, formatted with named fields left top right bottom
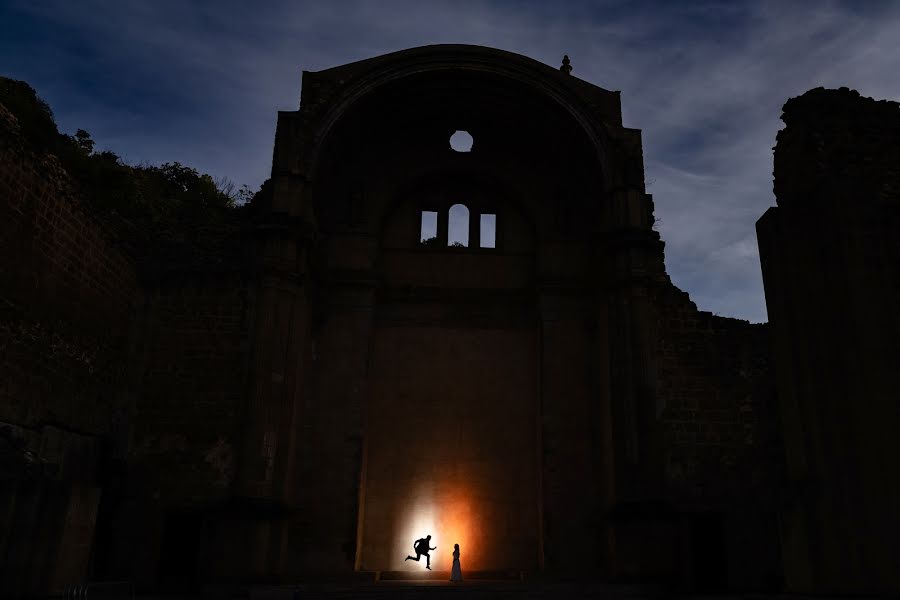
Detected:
left=246, top=43, right=664, bottom=579
left=303, top=44, right=614, bottom=186
left=304, top=53, right=614, bottom=244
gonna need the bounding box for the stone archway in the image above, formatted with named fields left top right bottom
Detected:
left=252, top=44, right=662, bottom=578
left=360, top=324, right=541, bottom=572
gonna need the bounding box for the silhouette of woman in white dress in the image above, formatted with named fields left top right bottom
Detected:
left=450, top=543, right=462, bottom=582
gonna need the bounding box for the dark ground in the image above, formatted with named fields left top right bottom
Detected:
left=56, top=579, right=891, bottom=600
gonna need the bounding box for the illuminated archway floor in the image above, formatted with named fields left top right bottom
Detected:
left=376, top=568, right=524, bottom=581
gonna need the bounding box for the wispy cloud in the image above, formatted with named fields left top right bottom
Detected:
left=2, top=0, right=899, bottom=322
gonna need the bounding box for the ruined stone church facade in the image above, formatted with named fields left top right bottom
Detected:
left=2, top=45, right=898, bottom=597
left=237, top=44, right=779, bottom=584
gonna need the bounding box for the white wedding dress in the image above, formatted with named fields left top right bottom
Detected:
left=450, top=548, right=463, bottom=582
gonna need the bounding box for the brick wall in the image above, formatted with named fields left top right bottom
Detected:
left=131, top=277, right=252, bottom=502
left=0, top=103, right=141, bottom=597
left=655, top=284, right=778, bottom=502
left=89, top=273, right=255, bottom=588
left=652, top=282, right=782, bottom=589
left=1, top=101, right=255, bottom=593
left=0, top=103, right=140, bottom=432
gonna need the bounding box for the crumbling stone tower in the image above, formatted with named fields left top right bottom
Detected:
left=757, top=87, right=900, bottom=595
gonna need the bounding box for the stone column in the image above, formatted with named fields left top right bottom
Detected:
left=757, top=88, right=900, bottom=594
left=281, top=279, right=375, bottom=574
left=600, top=184, right=668, bottom=579
left=537, top=287, right=605, bottom=574
left=232, top=166, right=315, bottom=578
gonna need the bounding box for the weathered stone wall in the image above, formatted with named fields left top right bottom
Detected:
left=758, top=87, right=900, bottom=595
left=0, top=103, right=141, bottom=597
left=652, top=283, right=782, bottom=590
left=0, top=101, right=256, bottom=594
left=0, top=104, right=140, bottom=427
left=95, top=273, right=254, bottom=588
left=539, top=295, right=610, bottom=576
left=656, top=285, right=777, bottom=500
left=133, top=278, right=251, bottom=500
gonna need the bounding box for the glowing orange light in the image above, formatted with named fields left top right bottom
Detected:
left=393, top=477, right=479, bottom=571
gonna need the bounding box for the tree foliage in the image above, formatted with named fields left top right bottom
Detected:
left=0, top=76, right=262, bottom=248
left=0, top=77, right=58, bottom=150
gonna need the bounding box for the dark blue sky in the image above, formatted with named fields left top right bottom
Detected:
left=3, top=0, right=899, bottom=322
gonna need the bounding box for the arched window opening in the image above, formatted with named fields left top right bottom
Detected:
left=448, top=204, right=469, bottom=247
left=480, top=213, right=496, bottom=248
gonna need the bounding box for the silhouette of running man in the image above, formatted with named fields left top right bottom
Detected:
left=404, top=534, right=437, bottom=570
